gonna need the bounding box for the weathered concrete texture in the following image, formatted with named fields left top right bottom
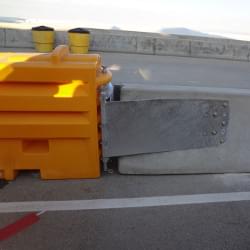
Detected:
left=230, top=43, right=250, bottom=61
left=0, top=47, right=35, bottom=52
left=155, top=38, right=190, bottom=57
left=136, top=36, right=155, bottom=54
left=119, top=84, right=250, bottom=174
left=5, top=28, right=33, bottom=48
left=1, top=27, right=250, bottom=62
left=55, top=30, right=68, bottom=46
left=191, top=40, right=250, bottom=61
left=0, top=29, right=5, bottom=47
left=91, top=33, right=137, bottom=53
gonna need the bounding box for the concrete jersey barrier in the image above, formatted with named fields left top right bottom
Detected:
left=118, top=84, right=250, bottom=174
left=0, top=27, right=250, bottom=62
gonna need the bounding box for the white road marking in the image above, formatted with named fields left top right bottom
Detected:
left=1, top=191, right=250, bottom=213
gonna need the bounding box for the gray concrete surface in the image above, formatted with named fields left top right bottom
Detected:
left=191, top=40, right=250, bottom=61
left=155, top=38, right=190, bottom=57
left=0, top=28, right=5, bottom=47
left=1, top=27, right=250, bottom=61
left=91, top=33, right=137, bottom=53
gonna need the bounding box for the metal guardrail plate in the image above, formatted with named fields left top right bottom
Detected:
left=101, top=99, right=229, bottom=157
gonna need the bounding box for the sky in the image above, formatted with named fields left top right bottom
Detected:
left=1, top=0, right=250, bottom=40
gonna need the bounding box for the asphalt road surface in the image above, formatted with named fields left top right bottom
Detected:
left=102, top=52, right=250, bottom=89
left=2, top=172, right=250, bottom=250
left=1, top=53, right=250, bottom=250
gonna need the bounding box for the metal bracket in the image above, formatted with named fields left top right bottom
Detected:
left=101, top=98, right=229, bottom=158
left=100, top=84, right=113, bottom=172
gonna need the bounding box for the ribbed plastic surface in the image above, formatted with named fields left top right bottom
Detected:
left=0, top=45, right=112, bottom=180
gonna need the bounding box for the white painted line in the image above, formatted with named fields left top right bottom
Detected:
left=1, top=192, right=250, bottom=214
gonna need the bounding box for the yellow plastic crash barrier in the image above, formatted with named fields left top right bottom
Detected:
left=0, top=45, right=112, bottom=180
left=68, top=28, right=90, bottom=54
left=32, top=26, right=55, bottom=53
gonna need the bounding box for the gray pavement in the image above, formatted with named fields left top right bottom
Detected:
left=101, top=52, right=250, bottom=89
left=2, top=202, right=250, bottom=250
left=1, top=173, right=250, bottom=249
left=1, top=53, right=250, bottom=249
left=2, top=172, right=250, bottom=202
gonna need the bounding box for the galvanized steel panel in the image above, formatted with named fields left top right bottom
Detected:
left=101, top=99, right=229, bottom=157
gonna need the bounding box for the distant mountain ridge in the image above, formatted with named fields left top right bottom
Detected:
left=160, top=27, right=224, bottom=38
left=0, top=17, right=225, bottom=39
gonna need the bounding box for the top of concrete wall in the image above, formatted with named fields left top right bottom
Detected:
left=0, top=27, right=249, bottom=62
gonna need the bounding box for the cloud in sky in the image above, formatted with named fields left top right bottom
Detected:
left=1, top=0, right=250, bottom=40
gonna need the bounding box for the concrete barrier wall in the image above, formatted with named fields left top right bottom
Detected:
left=0, top=27, right=250, bottom=62
left=118, top=84, right=250, bottom=174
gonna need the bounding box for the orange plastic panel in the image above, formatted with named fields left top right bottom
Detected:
left=0, top=45, right=112, bottom=180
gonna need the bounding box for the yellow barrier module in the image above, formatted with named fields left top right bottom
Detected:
left=0, top=45, right=112, bottom=180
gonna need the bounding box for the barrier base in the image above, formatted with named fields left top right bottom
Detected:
left=0, top=139, right=100, bottom=180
